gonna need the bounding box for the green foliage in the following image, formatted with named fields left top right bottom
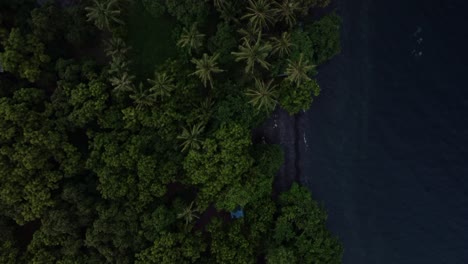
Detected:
left=130, top=83, right=155, bottom=110
left=270, top=32, right=294, bottom=58
left=307, top=13, right=342, bottom=64
left=85, top=0, right=123, bottom=31
left=290, top=28, right=314, bottom=62
left=208, top=22, right=238, bottom=65
left=26, top=183, right=101, bottom=263
left=177, top=24, right=205, bottom=55
left=0, top=28, right=50, bottom=82
left=0, top=217, right=21, bottom=264
left=177, top=123, right=205, bottom=152
left=135, top=231, right=206, bottom=264
left=207, top=218, right=255, bottom=264
left=85, top=202, right=144, bottom=264
left=274, top=0, right=300, bottom=28
left=0, top=88, right=81, bottom=224
left=215, top=92, right=267, bottom=128
left=87, top=129, right=179, bottom=201
left=28, top=2, right=95, bottom=47
left=141, top=0, right=166, bottom=18
left=183, top=123, right=254, bottom=210
left=0, top=240, right=20, bottom=264
left=164, top=0, right=210, bottom=26
left=53, top=60, right=110, bottom=127
left=30, top=2, right=62, bottom=42
left=190, top=53, right=224, bottom=88
left=232, top=34, right=272, bottom=73
left=147, top=72, right=175, bottom=101
left=267, top=183, right=343, bottom=264
left=279, top=78, right=321, bottom=114
left=285, top=53, right=315, bottom=86
left=0, top=0, right=342, bottom=262
left=110, top=72, right=135, bottom=93
left=241, top=0, right=276, bottom=31
left=246, top=78, right=278, bottom=113
left=140, top=205, right=176, bottom=242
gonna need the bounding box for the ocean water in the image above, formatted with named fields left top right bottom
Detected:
left=301, top=0, right=468, bottom=263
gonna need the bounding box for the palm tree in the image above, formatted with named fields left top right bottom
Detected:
left=190, top=53, right=224, bottom=88
left=108, top=55, right=130, bottom=75
left=104, top=36, right=129, bottom=58
left=147, top=72, right=176, bottom=101
left=129, top=83, right=155, bottom=110
left=231, top=34, right=272, bottom=73
left=177, top=24, right=205, bottom=55
left=85, top=0, right=123, bottom=31
left=200, top=97, right=214, bottom=114
left=274, top=0, right=300, bottom=28
left=214, top=0, right=226, bottom=9
left=110, top=72, right=134, bottom=93
left=285, top=53, right=315, bottom=86
left=246, top=78, right=278, bottom=112
left=177, top=201, right=200, bottom=229
left=241, top=0, right=276, bottom=31
left=237, top=26, right=260, bottom=44
left=270, top=32, right=294, bottom=58
left=216, top=1, right=240, bottom=24
left=177, top=123, right=205, bottom=152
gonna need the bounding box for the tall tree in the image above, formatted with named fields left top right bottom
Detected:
left=0, top=88, right=81, bottom=224
left=267, top=183, right=343, bottom=264
left=0, top=28, right=50, bottom=82
left=285, top=53, right=315, bottom=86
left=245, top=78, right=278, bottom=113
left=85, top=0, right=123, bottom=31
left=129, top=83, right=155, bottom=110
left=104, top=36, right=130, bottom=58
left=177, top=123, right=205, bottom=152
left=147, top=72, right=175, bottom=101
left=190, top=53, right=224, bottom=88
left=108, top=55, right=130, bottom=75
left=177, top=24, right=205, bottom=55
left=274, top=0, right=300, bottom=28
left=241, top=0, right=276, bottom=31
left=110, top=72, right=134, bottom=93
left=177, top=201, right=200, bottom=229
left=270, top=32, right=294, bottom=58
left=237, top=26, right=259, bottom=44
left=231, top=34, right=272, bottom=73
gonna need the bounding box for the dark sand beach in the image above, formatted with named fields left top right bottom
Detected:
left=259, top=0, right=468, bottom=263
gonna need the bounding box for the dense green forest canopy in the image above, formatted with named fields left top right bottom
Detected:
left=0, top=0, right=342, bottom=263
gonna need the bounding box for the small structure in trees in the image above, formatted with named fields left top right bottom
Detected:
left=230, top=206, right=244, bottom=219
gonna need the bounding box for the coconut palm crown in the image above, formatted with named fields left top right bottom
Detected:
left=231, top=34, right=272, bottom=74
left=190, top=53, right=224, bottom=88
left=274, top=0, right=300, bottom=28
left=285, top=53, right=315, bottom=86
left=177, top=123, right=205, bottom=152
left=85, top=0, right=123, bottom=31
left=245, top=78, right=278, bottom=113
left=110, top=72, right=134, bottom=93
left=147, top=72, right=176, bottom=101
left=241, top=0, right=276, bottom=31
left=177, top=24, right=205, bottom=55
left=270, top=32, right=294, bottom=58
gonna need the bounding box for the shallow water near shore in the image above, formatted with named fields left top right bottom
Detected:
left=300, top=0, right=468, bottom=263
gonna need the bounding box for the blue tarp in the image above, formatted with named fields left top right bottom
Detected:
left=230, top=207, right=244, bottom=219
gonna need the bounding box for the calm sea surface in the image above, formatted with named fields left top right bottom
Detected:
left=302, top=0, right=468, bottom=263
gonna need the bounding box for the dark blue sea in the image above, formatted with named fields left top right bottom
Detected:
left=302, top=0, right=468, bottom=263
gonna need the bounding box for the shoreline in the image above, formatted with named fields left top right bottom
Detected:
left=252, top=107, right=304, bottom=193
